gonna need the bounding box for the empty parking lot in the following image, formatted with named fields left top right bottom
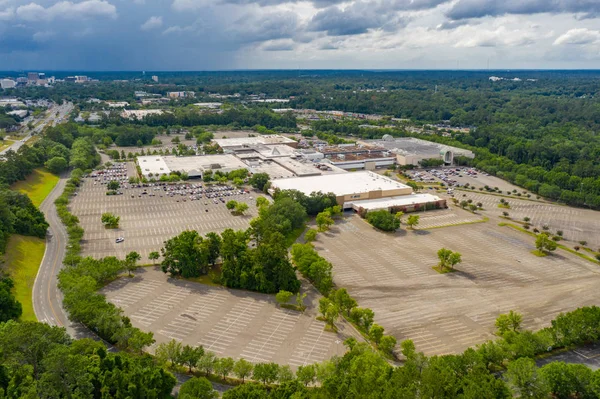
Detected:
left=315, top=215, right=600, bottom=355
left=455, top=192, right=600, bottom=247
left=102, top=268, right=346, bottom=366
left=70, top=177, right=262, bottom=262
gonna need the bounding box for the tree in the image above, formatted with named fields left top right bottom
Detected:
left=275, top=290, right=293, bottom=307
left=198, top=351, right=217, bottom=376
left=107, top=180, right=120, bottom=190
left=226, top=200, right=237, bottom=210
left=179, top=377, right=218, bottom=399
left=249, top=173, right=270, bottom=191
left=369, top=324, right=385, bottom=344
left=536, top=233, right=557, bottom=254
left=316, top=211, right=334, bottom=232
left=154, top=339, right=183, bottom=368
left=45, top=156, right=68, bottom=174
left=233, top=358, right=254, bottom=382
left=256, top=197, right=269, bottom=208
left=125, top=251, right=141, bottom=276
left=304, top=228, right=318, bottom=243
left=0, top=276, right=22, bottom=322
left=215, top=357, right=235, bottom=381
left=180, top=345, right=204, bottom=373
left=148, top=251, right=160, bottom=265
left=277, top=365, right=294, bottom=383
left=437, top=248, right=462, bottom=271
left=204, top=232, right=222, bottom=265
left=379, top=335, right=397, bottom=355
left=506, top=358, right=549, bottom=399
left=331, top=288, right=357, bottom=316
left=253, top=362, right=279, bottom=385
left=406, top=214, right=420, bottom=229
left=319, top=297, right=339, bottom=329
left=365, top=210, right=400, bottom=232
left=495, top=310, right=523, bottom=335
left=161, top=230, right=210, bottom=278
left=101, top=212, right=119, bottom=228
left=296, top=292, right=307, bottom=311
left=296, top=364, right=317, bottom=386
left=234, top=202, right=249, bottom=215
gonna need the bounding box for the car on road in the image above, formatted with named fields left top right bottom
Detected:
left=115, top=237, right=124, bottom=243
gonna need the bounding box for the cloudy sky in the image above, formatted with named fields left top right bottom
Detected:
left=1, top=0, right=600, bottom=70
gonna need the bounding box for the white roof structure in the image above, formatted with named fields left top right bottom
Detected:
left=137, top=154, right=247, bottom=177
left=214, top=135, right=296, bottom=148
left=270, top=171, right=410, bottom=197
left=138, top=156, right=170, bottom=176
left=348, top=193, right=442, bottom=210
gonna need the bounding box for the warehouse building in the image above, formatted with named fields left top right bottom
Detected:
left=214, top=135, right=297, bottom=151
left=362, top=136, right=475, bottom=166
left=269, top=171, right=444, bottom=211
left=137, top=154, right=247, bottom=179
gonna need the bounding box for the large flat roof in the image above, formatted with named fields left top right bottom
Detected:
left=270, top=171, right=410, bottom=197
left=364, top=137, right=474, bottom=157
left=348, top=193, right=442, bottom=210
left=214, top=135, right=296, bottom=148
left=137, top=154, right=247, bottom=176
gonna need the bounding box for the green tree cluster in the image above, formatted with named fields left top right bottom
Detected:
left=0, top=321, right=176, bottom=398
left=365, top=209, right=400, bottom=231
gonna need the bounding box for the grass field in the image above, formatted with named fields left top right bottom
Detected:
left=2, top=235, right=46, bottom=321
left=0, top=139, right=15, bottom=152
left=11, top=168, right=59, bottom=207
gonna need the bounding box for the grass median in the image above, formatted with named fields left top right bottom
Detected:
left=11, top=168, right=59, bottom=207
left=2, top=235, right=46, bottom=321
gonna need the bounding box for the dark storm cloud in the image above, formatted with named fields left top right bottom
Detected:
left=0, top=25, right=44, bottom=51
left=447, top=0, right=600, bottom=20
left=308, top=2, right=408, bottom=36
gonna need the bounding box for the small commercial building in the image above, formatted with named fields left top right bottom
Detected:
left=348, top=193, right=446, bottom=214
left=269, top=171, right=413, bottom=209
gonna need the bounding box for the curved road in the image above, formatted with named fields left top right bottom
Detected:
left=33, top=175, right=92, bottom=338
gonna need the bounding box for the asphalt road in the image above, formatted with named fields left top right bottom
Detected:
left=1, top=102, right=73, bottom=155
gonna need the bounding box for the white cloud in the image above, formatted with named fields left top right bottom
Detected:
left=33, top=30, right=55, bottom=42
left=0, top=6, right=14, bottom=20
left=15, top=0, right=117, bottom=21
left=553, top=28, right=600, bottom=45
left=141, top=15, right=162, bottom=30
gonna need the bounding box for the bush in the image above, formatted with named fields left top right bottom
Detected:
left=365, top=210, right=400, bottom=232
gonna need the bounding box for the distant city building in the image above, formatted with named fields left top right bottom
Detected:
left=168, top=91, right=195, bottom=99
left=75, top=76, right=89, bottom=83
left=152, top=76, right=159, bottom=82
left=0, top=79, right=16, bottom=89
left=38, top=73, right=46, bottom=80
left=16, top=77, right=28, bottom=84
left=27, top=72, right=39, bottom=83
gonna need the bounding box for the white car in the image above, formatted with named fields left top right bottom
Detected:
left=115, top=237, right=124, bottom=243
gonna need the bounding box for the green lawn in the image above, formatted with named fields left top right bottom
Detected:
left=0, top=139, right=15, bottom=152
left=2, top=235, right=46, bottom=321
left=11, top=168, right=59, bottom=207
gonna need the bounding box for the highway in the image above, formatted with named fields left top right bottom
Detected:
left=1, top=102, right=73, bottom=155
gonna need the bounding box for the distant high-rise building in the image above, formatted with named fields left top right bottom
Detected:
left=27, top=72, right=39, bottom=82
left=152, top=75, right=158, bottom=82
left=0, top=79, right=16, bottom=89
left=38, top=73, right=46, bottom=80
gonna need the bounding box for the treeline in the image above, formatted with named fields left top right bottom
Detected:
left=0, top=320, right=176, bottom=398
left=139, top=108, right=297, bottom=130
left=219, top=306, right=600, bottom=399
left=0, top=108, right=19, bottom=129
left=0, top=189, right=49, bottom=252
left=55, top=169, right=153, bottom=351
